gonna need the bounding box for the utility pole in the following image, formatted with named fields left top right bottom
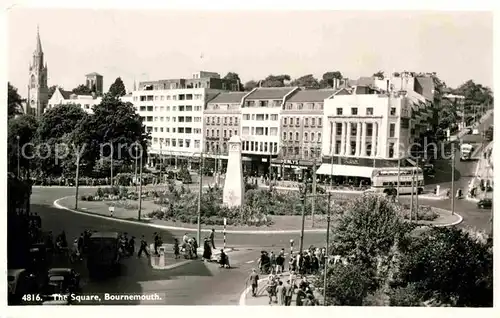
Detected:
left=16, top=135, right=21, bottom=179
left=415, top=157, right=419, bottom=213
left=159, top=143, right=163, bottom=185
left=110, top=143, right=114, bottom=187
left=134, top=146, right=138, bottom=192
left=410, top=167, right=415, bottom=222
left=138, top=153, right=143, bottom=221
left=74, top=151, right=81, bottom=210
left=451, top=148, right=455, bottom=215
left=396, top=155, right=401, bottom=201
left=197, top=152, right=204, bottom=244
left=299, top=176, right=307, bottom=255
left=311, top=156, right=317, bottom=228
left=323, top=192, right=332, bottom=305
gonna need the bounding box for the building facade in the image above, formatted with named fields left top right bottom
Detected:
left=48, top=87, right=102, bottom=113
left=27, top=27, right=49, bottom=117
left=240, top=87, right=298, bottom=176
left=132, top=71, right=239, bottom=170
left=203, top=91, right=249, bottom=172
left=317, top=77, right=434, bottom=184
left=85, top=72, right=104, bottom=96
left=271, top=89, right=336, bottom=180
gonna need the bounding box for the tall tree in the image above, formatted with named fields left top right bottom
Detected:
left=108, top=77, right=127, bottom=97
left=8, top=115, right=39, bottom=176
left=8, top=82, right=24, bottom=118
left=72, top=84, right=93, bottom=95
left=48, top=85, right=58, bottom=99
left=320, top=71, right=343, bottom=88
left=244, top=80, right=258, bottom=91
left=290, top=74, right=320, bottom=89
left=261, top=74, right=291, bottom=87
left=223, top=72, right=244, bottom=91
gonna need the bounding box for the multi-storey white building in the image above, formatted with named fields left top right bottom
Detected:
left=240, top=87, right=298, bottom=175
left=132, top=71, right=238, bottom=169
left=317, top=75, right=434, bottom=182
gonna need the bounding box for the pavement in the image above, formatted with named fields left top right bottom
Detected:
left=466, top=141, right=494, bottom=203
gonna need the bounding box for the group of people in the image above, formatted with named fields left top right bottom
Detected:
left=259, top=246, right=327, bottom=276
left=248, top=269, right=319, bottom=306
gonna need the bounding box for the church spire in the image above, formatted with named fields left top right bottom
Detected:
left=35, top=24, right=43, bottom=54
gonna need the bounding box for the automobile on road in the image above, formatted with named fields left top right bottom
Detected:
left=477, top=198, right=493, bottom=209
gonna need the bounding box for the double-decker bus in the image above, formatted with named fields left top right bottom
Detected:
left=371, top=167, right=424, bottom=195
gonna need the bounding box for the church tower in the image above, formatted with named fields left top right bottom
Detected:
left=27, top=25, right=48, bottom=117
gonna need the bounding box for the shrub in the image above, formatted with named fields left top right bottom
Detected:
left=401, top=205, right=438, bottom=221
left=96, top=187, right=104, bottom=198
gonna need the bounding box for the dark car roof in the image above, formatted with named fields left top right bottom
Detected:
left=48, top=268, right=72, bottom=275
left=90, top=232, right=120, bottom=239
left=480, top=198, right=493, bottom=202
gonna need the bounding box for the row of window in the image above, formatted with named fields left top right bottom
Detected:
left=244, top=100, right=282, bottom=108
left=282, top=131, right=322, bottom=143
left=241, top=127, right=278, bottom=136
left=282, top=147, right=322, bottom=158
left=242, top=114, right=279, bottom=121
left=138, top=105, right=203, bottom=112
left=135, top=94, right=204, bottom=102
left=205, top=142, right=229, bottom=154
left=333, top=122, right=396, bottom=138
left=283, top=117, right=322, bottom=127
left=242, top=141, right=279, bottom=154
left=284, top=102, right=324, bottom=111
left=149, top=126, right=202, bottom=134
left=330, top=141, right=397, bottom=158
left=206, top=129, right=239, bottom=138
left=206, top=116, right=239, bottom=125
left=141, top=116, right=202, bottom=123
left=152, top=138, right=201, bottom=149
left=335, top=107, right=397, bottom=116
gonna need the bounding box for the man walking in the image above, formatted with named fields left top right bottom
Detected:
left=248, top=269, right=259, bottom=297
left=138, top=235, right=149, bottom=258
left=276, top=280, right=285, bottom=306
left=210, top=229, right=216, bottom=249
left=284, top=280, right=293, bottom=306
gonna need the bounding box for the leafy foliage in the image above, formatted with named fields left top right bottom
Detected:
left=261, top=74, right=291, bottom=87
left=244, top=80, right=258, bottom=91
left=72, top=84, right=93, bottom=95
left=47, top=85, right=58, bottom=99
left=8, top=82, right=24, bottom=118
left=223, top=72, right=244, bottom=91
left=7, top=115, right=39, bottom=175
left=393, top=227, right=493, bottom=307
left=108, top=77, right=127, bottom=97
left=290, top=74, right=320, bottom=89
left=373, top=71, right=384, bottom=79
left=320, top=71, right=343, bottom=88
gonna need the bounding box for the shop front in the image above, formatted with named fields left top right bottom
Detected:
left=270, top=158, right=318, bottom=181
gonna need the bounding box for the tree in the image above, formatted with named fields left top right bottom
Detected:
left=261, top=74, right=291, bottom=87
left=290, top=74, right=320, bottom=89
left=317, top=263, right=376, bottom=306
left=108, top=77, right=127, bottom=97
left=223, top=72, right=244, bottom=91
left=82, top=93, right=150, bottom=174
left=72, top=84, right=93, bottom=95
left=8, top=115, right=39, bottom=176
left=453, top=80, right=493, bottom=121
left=373, top=71, right=384, bottom=79
left=33, top=104, right=89, bottom=177
left=48, top=85, right=58, bottom=99
left=8, top=82, right=24, bottom=118
left=320, top=71, right=343, bottom=88
left=393, top=227, right=493, bottom=307
left=330, top=194, right=412, bottom=268
left=244, top=80, right=258, bottom=91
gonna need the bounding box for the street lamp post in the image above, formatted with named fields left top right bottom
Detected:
left=74, top=151, right=81, bottom=210
left=311, top=156, right=317, bottom=228
left=159, top=143, right=163, bottom=185
left=323, top=192, right=332, bottom=305
left=299, top=176, right=307, bottom=255
left=110, top=143, right=114, bottom=187
left=134, top=146, right=138, bottom=192
left=197, top=152, right=204, bottom=244
left=16, top=135, right=21, bottom=178
left=138, top=152, right=143, bottom=221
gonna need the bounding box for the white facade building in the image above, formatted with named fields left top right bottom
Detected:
left=47, top=87, right=102, bottom=113
left=240, top=88, right=298, bottom=158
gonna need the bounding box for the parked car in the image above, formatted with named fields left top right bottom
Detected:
left=477, top=198, right=493, bottom=209
left=8, top=269, right=39, bottom=305
left=42, top=268, right=81, bottom=303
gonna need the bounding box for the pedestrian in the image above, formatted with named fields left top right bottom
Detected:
left=276, top=251, right=284, bottom=274
left=284, top=280, right=293, bottom=306
left=269, top=251, right=277, bottom=274
left=276, top=280, right=285, bottom=306
left=137, top=235, right=149, bottom=258
left=210, top=229, right=216, bottom=249
left=173, top=238, right=180, bottom=259
left=153, top=232, right=159, bottom=255
left=203, top=238, right=212, bottom=261
left=296, top=285, right=307, bottom=306
left=248, top=269, right=259, bottom=297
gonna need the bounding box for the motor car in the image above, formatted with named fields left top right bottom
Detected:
left=477, top=198, right=493, bottom=209
left=43, top=268, right=81, bottom=299
left=8, top=269, right=38, bottom=304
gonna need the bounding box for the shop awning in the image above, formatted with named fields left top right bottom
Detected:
left=316, top=164, right=374, bottom=178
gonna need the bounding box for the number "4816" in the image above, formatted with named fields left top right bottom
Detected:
left=22, top=294, right=42, bottom=302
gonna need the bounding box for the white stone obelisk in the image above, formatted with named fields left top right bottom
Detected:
left=223, top=135, right=245, bottom=208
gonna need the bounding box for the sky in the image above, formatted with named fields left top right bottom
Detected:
left=7, top=9, right=493, bottom=98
